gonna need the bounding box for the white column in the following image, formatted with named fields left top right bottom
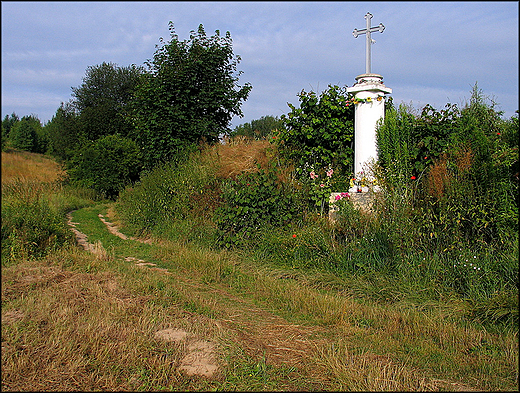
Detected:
left=347, top=73, right=392, bottom=192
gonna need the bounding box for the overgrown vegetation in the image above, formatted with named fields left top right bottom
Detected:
left=1, top=150, right=97, bottom=266
left=1, top=19, right=518, bottom=391
left=113, top=86, right=518, bottom=330
left=2, top=90, right=518, bottom=390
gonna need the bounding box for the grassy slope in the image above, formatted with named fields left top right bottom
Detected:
left=1, top=150, right=518, bottom=391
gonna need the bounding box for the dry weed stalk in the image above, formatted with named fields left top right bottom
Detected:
left=425, top=153, right=450, bottom=199
left=425, top=145, right=473, bottom=199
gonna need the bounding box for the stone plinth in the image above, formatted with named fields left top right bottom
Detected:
left=328, top=191, right=374, bottom=222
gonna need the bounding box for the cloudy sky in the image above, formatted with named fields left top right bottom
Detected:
left=2, top=1, right=518, bottom=128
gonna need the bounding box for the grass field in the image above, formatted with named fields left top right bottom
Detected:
left=1, top=149, right=518, bottom=391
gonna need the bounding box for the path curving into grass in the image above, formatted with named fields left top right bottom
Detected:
left=51, top=203, right=519, bottom=391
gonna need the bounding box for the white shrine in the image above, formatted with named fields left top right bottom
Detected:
left=330, top=12, right=391, bottom=218
left=347, top=12, right=392, bottom=193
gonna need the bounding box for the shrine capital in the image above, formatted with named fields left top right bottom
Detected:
left=347, top=74, right=392, bottom=95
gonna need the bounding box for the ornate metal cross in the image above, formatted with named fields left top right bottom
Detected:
left=352, top=12, right=385, bottom=74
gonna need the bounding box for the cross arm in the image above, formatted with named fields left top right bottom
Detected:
left=352, top=23, right=384, bottom=38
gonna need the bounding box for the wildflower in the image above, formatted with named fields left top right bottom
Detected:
left=377, top=96, right=383, bottom=101
left=326, top=168, right=334, bottom=177
left=292, top=234, right=297, bottom=238
left=320, top=183, right=325, bottom=188
left=335, top=194, right=341, bottom=201
left=340, top=192, right=350, bottom=198
left=310, top=171, right=318, bottom=179
left=411, top=175, right=416, bottom=180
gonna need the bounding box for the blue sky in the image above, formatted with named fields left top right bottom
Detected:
left=1, top=1, right=518, bottom=128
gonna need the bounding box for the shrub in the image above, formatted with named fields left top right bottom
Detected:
left=1, top=181, right=75, bottom=265
left=116, top=146, right=221, bottom=237
left=375, top=103, right=416, bottom=192
left=275, top=85, right=355, bottom=189
left=67, top=135, right=142, bottom=199
left=214, top=164, right=303, bottom=248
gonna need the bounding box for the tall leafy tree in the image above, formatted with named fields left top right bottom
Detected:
left=45, top=102, right=82, bottom=162
left=71, top=62, right=143, bottom=143
left=9, top=115, right=42, bottom=153
left=130, top=22, right=252, bottom=169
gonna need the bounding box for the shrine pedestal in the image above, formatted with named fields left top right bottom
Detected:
left=328, top=191, right=375, bottom=222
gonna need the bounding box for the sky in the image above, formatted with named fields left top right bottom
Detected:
left=2, top=1, right=518, bottom=129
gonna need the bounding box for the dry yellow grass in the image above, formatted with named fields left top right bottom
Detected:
left=213, top=136, right=271, bottom=179
left=1, top=150, right=64, bottom=183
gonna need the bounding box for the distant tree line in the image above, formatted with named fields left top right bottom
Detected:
left=229, top=115, right=283, bottom=140
left=2, top=22, right=252, bottom=199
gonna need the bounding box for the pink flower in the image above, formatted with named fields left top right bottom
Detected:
left=320, top=184, right=325, bottom=188
left=341, top=192, right=350, bottom=198
left=335, top=194, right=341, bottom=201
left=310, top=171, right=318, bottom=179
left=326, top=169, right=334, bottom=177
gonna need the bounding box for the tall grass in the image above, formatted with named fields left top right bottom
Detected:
left=115, top=134, right=518, bottom=329
left=1, top=150, right=96, bottom=266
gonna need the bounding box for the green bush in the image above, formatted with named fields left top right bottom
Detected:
left=376, top=103, right=416, bottom=192
left=214, top=165, right=304, bottom=248
left=116, top=147, right=221, bottom=238
left=276, top=85, right=355, bottom=188
left=375, top=86, right=518, bottom=251
left=67, top=134, right=142, bottom=199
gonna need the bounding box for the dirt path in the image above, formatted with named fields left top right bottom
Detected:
left=66, top=210, right=329, bottom=385
left=63, top=209, right=486, bottom=391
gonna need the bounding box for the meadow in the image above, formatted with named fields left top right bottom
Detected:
left=1, top=146, right=518, bottom=391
